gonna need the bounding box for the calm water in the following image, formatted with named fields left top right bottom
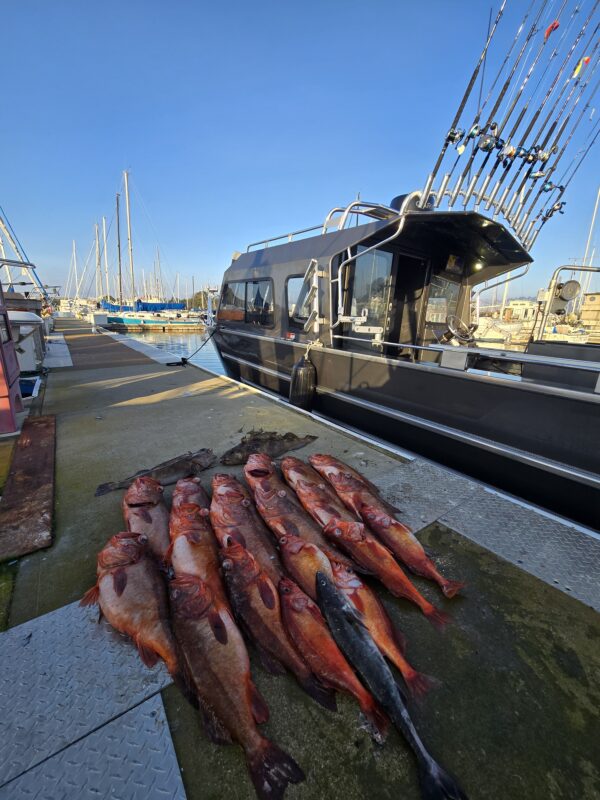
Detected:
left=122, top=330, right=226, bottom=375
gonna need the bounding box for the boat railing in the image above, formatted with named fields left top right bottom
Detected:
left=330, top=334, right=600, bottom=392
left=245, top=201, right=400, bottom=252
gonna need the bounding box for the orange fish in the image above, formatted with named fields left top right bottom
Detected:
left=280, top=456, right=358, bottom=527
left=168, top=501, right=230, bottom=610
left=220, top=540, right=335, bottom=710
left=323, top=520, right=450, bottom=631
left=279, top=577, right=388, bottom=740
left=331, top=562, right=436, bottom=699
left=277, top=534, right=335, bottom=599
left=80, top=532, right=179, bottom=674
left=122, top=476, right=170, bottom=561
left=210, top=474, right=283, bottom=585
left=244, top=453, right=354, bottom=568
left=309, top=454, right=465, bottom=598
left=171, top=475, right=210, bottom=510
left=170, top=574, right=304, bottom=800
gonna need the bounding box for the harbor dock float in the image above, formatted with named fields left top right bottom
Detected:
left=0, top=318, right=599, bottom=800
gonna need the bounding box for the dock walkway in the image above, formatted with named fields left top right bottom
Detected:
left=1, top=319, right=599, bottom=800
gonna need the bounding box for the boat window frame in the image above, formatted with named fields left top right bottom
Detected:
left=285, top=274, right=311, bottom=330
left=217, top=278, right=276, bottom=329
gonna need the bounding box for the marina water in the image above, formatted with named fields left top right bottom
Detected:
left=122, top=331, right=225, bottom=375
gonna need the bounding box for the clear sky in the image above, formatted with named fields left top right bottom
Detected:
left=3, top=0, right=599, bottom=300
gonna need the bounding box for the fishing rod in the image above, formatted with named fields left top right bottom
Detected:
left=516, top=75, right=600, bottom=238
left=447, top=0, right=553, bottom=207
left=527, top=118, right=600, bottom=245
left=421, top=0, right=508, bottom=205
left=479, top=3, right=596, bottom=212
left=504, top=46, right=599, bottom=222
left=513, top=63, right=600, bottom=231
left=461, top=0, right=571, bottom=207
left=440, top=0, right=538, bottom=190
left=486, top=10, right=600, bottom=214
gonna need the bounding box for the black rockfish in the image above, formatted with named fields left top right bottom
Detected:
left=315, top=572, right=468, bottom=800
left=95, top=448, right=216, bottom=496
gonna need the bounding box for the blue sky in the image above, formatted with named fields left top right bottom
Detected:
left=3, top=0, right=599, bottom=299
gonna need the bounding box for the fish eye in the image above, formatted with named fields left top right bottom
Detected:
left=279, top=537, right=287, bottom=545
left=241, top=499, right=251, bottom=507
left=222, top=560, right=233, bottom=571
left=277, top=490, right=286, bottom=498
left=139, top=535, right=148, bottom=544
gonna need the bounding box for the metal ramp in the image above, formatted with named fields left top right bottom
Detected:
left=0, top=602, right=184, bottom=798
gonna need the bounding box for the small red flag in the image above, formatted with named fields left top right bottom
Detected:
left=544, top=20, right=560, bottom=42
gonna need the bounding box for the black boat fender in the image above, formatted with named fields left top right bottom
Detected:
left=289, top=354, right=316, bottom=411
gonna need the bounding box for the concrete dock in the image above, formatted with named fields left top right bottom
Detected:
left=1, top=318, right=599, bottom=800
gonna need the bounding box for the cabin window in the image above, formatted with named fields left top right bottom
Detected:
left=286, top=276, right=311, bottom=327
left=246, top=279, right=274, bottom=327
left=217, top=281, right=246, bottom=322
left=0, top=315, right=11, bottom=344
left=425, top=275, right=460, bottom=323
left=349, top=247, right=393, bottom=329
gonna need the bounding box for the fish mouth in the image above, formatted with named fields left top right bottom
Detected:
left=247, top=468, right=270, bottom=478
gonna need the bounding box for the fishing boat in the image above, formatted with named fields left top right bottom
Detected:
left=213, top=1, right=600, bottom=528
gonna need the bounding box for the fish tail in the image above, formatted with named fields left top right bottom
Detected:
left=94, top=481, right=117, bottom=496
left=441, top=579, right=466, bottom=599
left=424, top=606, right=452, bottom=632
left=417, top=758, right=469, bottom=799
left=247, top=739, right=305, bottom=800
left=300, top=675, right=337, bottom=712
left=79, top=584, right=99, bottom=606
left=405, top=670, right=441, bottom=701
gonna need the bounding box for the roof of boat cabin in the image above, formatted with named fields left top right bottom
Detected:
left=224, top=209, right=532, bottom=281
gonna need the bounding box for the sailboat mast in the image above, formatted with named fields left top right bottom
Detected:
left=116, top=193, right=124, bottom=310
left=95, top=223, right=101, bottom=301
left=72, top=240, right=78, bottom=300
left=156, top=246, right=163, bottom=301
left=102, top=216, right=110, bottom=299
left=123, top=170, right=135, bottom=301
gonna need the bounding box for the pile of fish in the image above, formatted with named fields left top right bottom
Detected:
left=83, top=452, right=468, bottom=800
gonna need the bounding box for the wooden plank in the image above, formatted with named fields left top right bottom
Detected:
left=0, top=415, right=55, bottom=562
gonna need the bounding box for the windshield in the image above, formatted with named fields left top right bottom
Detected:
left=425, top=275, right=460, bottom=323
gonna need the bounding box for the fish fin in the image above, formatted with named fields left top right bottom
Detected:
left=257, top=575, right=276, bottom=610
left=79, top=584, right=99, bottom=606
left=228, top=530, right=247, bottom=547
left=94, top=481, right=116, bottom=496
left=133, top=507, right=153, bottom=523
left=136, top=641, right=159, bottom=668
left=249, top=682, right=270, bottom=725
left=172, top=671, right=200, bottom=711
left=97, top=607, right=104, bottom=624
left=208, top=609, right=228, bottom=645
left=256, top=644, right=286, bottom=676
left=425, top=606, right=452, bottom=632
left=113, top=568, right=128, bottom=597
left=247, top=740, right=305, bottom=800
left=198, top=700, right=232, bottom=745
left=300, top=676, right=337, bottom=712
left=417, top=759, right=469, bottom=800
left=164, top=542, right=174, bottom=564
left=186, top=529, right=203, bottom=544
left=441, top=580, right=466, bottom=599
left=363, top=703, right=389, bottom=743
left=405, top=672, right=441, bottom=702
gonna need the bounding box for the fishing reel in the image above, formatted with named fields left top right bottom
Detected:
left=446, top=128, right=465, bottom=147
left=541, top=181, right=564, bottom=193
left=541, top=201, right=566, bottom=223
left=456, top=124, right=481, bottom=154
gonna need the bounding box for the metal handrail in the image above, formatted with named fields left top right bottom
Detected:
left=331, top=334, right=600, bottom=374
left=537, top=264, right=600, bottom=338
left=246, top=224, right=324, bottom=252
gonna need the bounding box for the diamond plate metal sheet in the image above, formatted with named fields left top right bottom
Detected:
left=0, top=694, right=186, bottom=800
left=0, top=602, right=171, bottom=786
left=357, top=458, right=479, bottom=531
left=440, top=487, right=600, bottom=611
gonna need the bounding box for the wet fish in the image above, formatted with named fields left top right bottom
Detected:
left=220, top=540, right=335, bottom=710
left=310, top=455, right=465, bottom=598
left=94, top=448, right=216, bottom=496
left=210, top=474, right=283, bottom=585
left=168, top=500, right=230, bottom=609
left=80, top=532, right=179, bottom=676
left=323, top=520, right=450, bottom=631
left=170, top=574, right=304, bottom=800
left=171, top=475, right=210, bottom=511
left=316, top=572, right=468, bottom=800
left=122, top=476, right=170, bottom=561
left=277, top=535, right=335, bottom=599
left=244, top=453, right=354, bottom=569
left=281, top=458, right=449, bottom=630
left=220, top=430, right=317, bottom=466
left=331, top=562, right=436, bottom=699
left=279, top=577, right=388, bottom=740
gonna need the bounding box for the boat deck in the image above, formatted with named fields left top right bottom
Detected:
left=1, top=319, right=599, bottom=800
